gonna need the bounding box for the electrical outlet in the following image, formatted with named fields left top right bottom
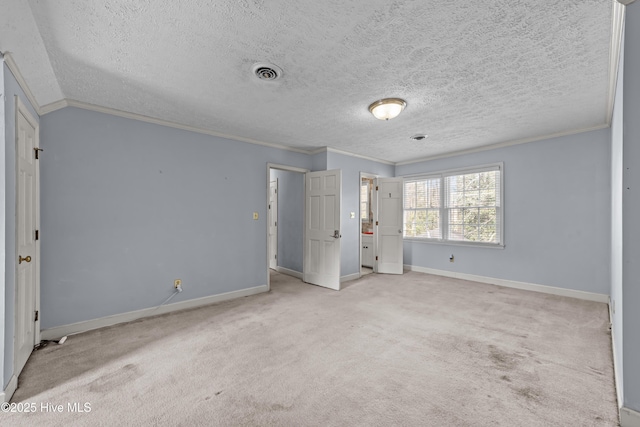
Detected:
left=174, top=279, right=182, bottom=288
left=449, top=254, right=454, bottom=263
left=253, top=212, right=259, bottom=220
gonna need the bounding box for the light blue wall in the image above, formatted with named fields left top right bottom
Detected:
left=623, top=3, right=640, bottom=413
left=311, top=151, right=327, bottom=172
left=325, top=151, right=394, bottom=278
left=39, top=107, right=310, bottom=329
left=270, top=169, right=304, bottom=273
left=3, top=62, right=40, bottom=390
left=611, top=19, right=625, bottom=406
left=397, top=129, right=611, bottom=295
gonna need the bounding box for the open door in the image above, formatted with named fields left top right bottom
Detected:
left=303, top=169, right=341, bottom=290
left=268, top=180, right=278, bottom=270
left=15, top=97, right=40, bottom=379
left=374, top=177, right=404, bottom=275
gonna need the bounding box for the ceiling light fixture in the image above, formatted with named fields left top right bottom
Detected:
left=368, top=98, right=407, bottom=120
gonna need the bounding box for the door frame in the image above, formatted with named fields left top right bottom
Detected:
left=266, top=163, right=308, bottom=291
left=359, top=172, right=378, bottom=279
left=14, top=95, right=41, bottom=376
left=268, top=179, right=278, bottom=270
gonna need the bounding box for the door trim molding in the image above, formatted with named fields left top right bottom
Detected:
left=266, top=163, right=309, bottom=291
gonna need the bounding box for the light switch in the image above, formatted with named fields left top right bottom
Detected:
left=350, top=212, right=355, bottom=219
left=253, top=212, right=259, bottom=220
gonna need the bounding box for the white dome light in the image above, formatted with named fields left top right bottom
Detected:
left=368, top=98, right=407, bottom=120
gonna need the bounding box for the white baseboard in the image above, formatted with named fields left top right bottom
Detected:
left=275, top=266, right=303, bottom=280
left=41, top=285, right=268, bottom=341
left=621, top=407, right=640, bottom=427
left=2, top=375, right=18, bottom=403
left=404, top=265, right=609, bottom=303
left=274, top=267, right=357, bottom=286
left=609, top=299, right=623, bottom=410
left=340, top=273, right=360, bottom=283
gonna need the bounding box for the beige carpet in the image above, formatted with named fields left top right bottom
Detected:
left=7, top=271, right=618, bottom=426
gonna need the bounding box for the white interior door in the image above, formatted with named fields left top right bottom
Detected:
left=303, top=169, right=341, bottom=290
left=374, top=177, right=404, bottom=275
left=269, top=180, right=278, bottom=269
left=15, top=97, right=40, bottom=377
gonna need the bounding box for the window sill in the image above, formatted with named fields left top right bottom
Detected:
left=403, top=238, right=505, bottom=249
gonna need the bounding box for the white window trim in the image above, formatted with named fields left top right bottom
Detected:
left=401, top=162, right=504, bottom=248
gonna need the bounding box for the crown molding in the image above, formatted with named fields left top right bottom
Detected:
left=3, top=59, right=311, bottom=157
left=310, top=146, right=395, bottom=166
left=2, top=52, right=42, bottom=116
left=37, top=97, right=615, bottom=168
left=51, top=99, right=311, bottom=155
left=41, top=99, right=391, bottom=164
left=4, top=46, right=617, bottom=169
left=39, top=99, right=69, bottom=114
left=395, top=124, right=610, bottom=166
left=326, top=147, right=395, bottom=166
left=309, top=147, right=327, bottom=155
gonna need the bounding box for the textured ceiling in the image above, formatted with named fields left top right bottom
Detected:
left=1, top=0, right=616, bottom=163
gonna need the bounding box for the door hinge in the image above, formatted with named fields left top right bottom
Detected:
left=376, top=221, right=379, bottom=226
left=34, top=310, right=39, bottom=322
left=376, top=186, right=379, bottom=191
left=275, top=221, right=277, bottom=227
left=275, top=254, right=277, bottom=259
left=34, top=147, right=43, bottom=159
left=268, top=204, right=271, bottom=209
left=35, top=230, right=39, bottom=240
left=376, top=256, right=379, bottom=261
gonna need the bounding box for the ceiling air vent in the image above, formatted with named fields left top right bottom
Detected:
left=410, top=134, right=429, bottom=141
left=252, top=63, right=283, bottom=81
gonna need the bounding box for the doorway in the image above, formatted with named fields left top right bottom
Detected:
left=266, top=164, right=307, bottom=291
left=359, top=173, right=405, bottom=277
left=360, top=173, right=376, bottom=277
left=266, top=164, right=343, bottom=291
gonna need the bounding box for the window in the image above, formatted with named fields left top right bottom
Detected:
left=360, top=181, right=369, bottom=220
left=403, top=164, right=502, bottom=245
left=404, top=176, right=441, bottom=239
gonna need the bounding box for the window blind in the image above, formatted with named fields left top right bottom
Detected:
left=403, top=176, right=441, bottom=239
left=444, top=167, right=501, bottom=244
left=402, top=164, right=502, bottom=245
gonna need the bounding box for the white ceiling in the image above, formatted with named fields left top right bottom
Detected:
left=1, top=0, right=619, bottom=164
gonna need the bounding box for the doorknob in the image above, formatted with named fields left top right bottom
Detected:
left=330, top=230, right=341, bottom=239
left=19, top=255, right=32, bottom=264
left=399, top=229, right=403, bottom=233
